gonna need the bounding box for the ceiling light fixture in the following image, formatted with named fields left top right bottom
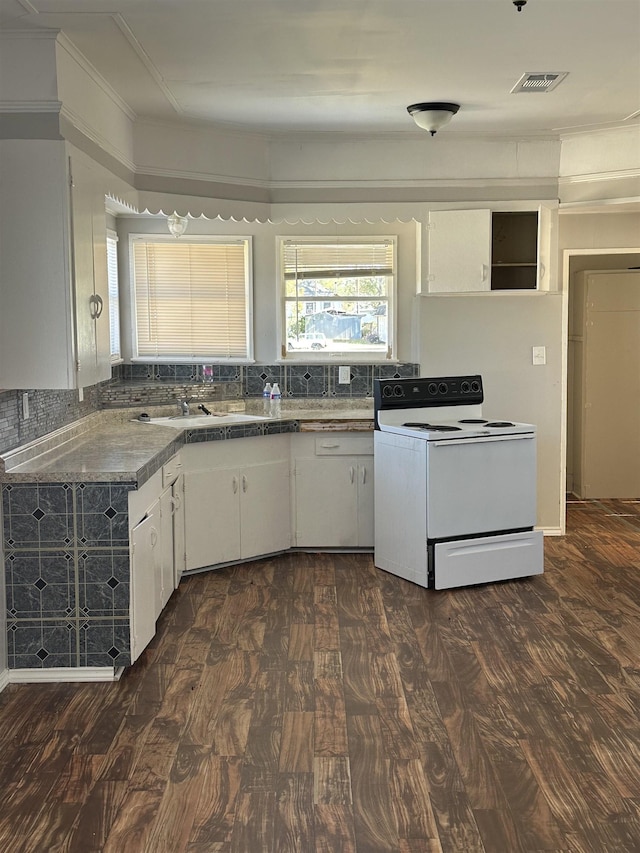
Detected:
left=407, top=102, right=460, bottom=136
left=167, top=212, right=188, bottom=237
left=513, top=0, right=527, bottom=10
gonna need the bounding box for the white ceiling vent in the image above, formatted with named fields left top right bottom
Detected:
left=511, top=72, right=568, bottom=94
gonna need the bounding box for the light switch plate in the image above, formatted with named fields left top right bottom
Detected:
left=532, top=346, right=546, bottom=365
left=338, top=366, right=351, bottom=384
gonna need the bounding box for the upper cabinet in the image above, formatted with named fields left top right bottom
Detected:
left=425, top=204, right=556, bottom=294
left=0, top=140, right=111, bottom=390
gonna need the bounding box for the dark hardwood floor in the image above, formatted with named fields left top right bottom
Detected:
left=2, top=499, right=640, bottom=852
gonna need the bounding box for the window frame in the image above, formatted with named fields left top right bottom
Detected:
left=277, top=235, right=396, bottom=362
left=106, top=228, right=122, bottom=364
left=128, top=234, right=254, bottom=363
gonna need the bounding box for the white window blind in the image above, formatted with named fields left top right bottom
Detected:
left=106, top=230, right=121, bottom=362
left=281, top=238, right=395, bottom=357
left=131, top=238, right=251, bottom=359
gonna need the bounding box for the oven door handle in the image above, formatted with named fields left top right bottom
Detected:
left=431, top=433, right=535, bottom=447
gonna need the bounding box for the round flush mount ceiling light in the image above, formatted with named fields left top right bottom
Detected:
left=407, top=102, right=460, bottom=135
left=167, top=212, right=189, bottom=237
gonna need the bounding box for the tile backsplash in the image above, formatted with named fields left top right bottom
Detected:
left=0, top=361, right=419, bottom=454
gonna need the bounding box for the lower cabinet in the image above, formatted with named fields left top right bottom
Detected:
left=128, top=452, right=183, bottom=663
left=130, top=512, right=159, bottom=664
left=183, top=436, right=291, bottom=572
left=292, top=433, right=374, bottom=548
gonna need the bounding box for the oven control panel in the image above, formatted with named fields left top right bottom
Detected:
left=374, top=375, right=483, bottom=411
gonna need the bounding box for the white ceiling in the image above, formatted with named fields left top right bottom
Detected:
left=2, top=0, right=639, bottom=138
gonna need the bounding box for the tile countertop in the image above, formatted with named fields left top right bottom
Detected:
left=0, top=402, right=374, bottom=484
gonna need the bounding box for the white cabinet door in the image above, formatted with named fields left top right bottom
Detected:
left=241, top=459, right=291, bottom=559
left=356, top=461, right=375, bottom=548
left=184, top=467, right=241, bottom=571
left=294, top=457, right=358, bottom=547
left=158, top=487, right=175, bottom=610
left=426, top=209, right=491, bottom=293
left=130, top=513, right=158, bottom=663
left=172, top=474, right=186, bottom=586
left=71, top=152, right=111, bottom=389
left=0, top=140, right=111, bottom=390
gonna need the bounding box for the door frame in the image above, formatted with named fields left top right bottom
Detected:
left=560, top=247, right=640, bottom=531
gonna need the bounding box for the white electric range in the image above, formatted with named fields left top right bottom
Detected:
left=373, top=375, right=544, bottom=590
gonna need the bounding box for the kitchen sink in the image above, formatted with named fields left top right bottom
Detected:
left=143, top=413, right=269, bottom=428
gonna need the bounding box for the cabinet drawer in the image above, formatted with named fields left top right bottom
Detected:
left=162, top=453, right=183, bottom=486
left=314, top=435, right=374, bottom=456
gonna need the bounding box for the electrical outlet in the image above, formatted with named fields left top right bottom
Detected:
left=338, top=366, right=351, bottom=384
left=22, top=392, right=29, bottom=420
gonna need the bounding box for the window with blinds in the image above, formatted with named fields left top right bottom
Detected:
left=280, top=238, right=395, bottom=358
left=106, top=230, right=121, bottom=362
left=131, top=237, right=252, bottom=360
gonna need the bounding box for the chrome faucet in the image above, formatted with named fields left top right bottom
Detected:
left=177, top=397, right=190, bottom=416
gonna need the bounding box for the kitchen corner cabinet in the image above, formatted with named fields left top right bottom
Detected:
left=425, top=205, right=555, bottom=294
left=182, top=436, right=291, bottom=572
left=292, top=433, right=374, bottom=549
left=0, top=139, right=111, bottom=390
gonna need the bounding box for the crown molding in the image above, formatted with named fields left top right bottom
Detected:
left=56, top=32, right=137, bottom=122
left=0, top=100, right=62, bottom=113
left=59, top=104, right=136, bottom=173
left=558, top=168, right=640, bottom=185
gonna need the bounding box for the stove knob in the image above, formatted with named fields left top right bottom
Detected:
left=438, top=382, right=448, bottom=395
left=471, top=380, right=481, bottom=393
left=382, top=384, right=393, bottom=397
left=461, top=380, right=471, bottom=393
left=427, top=382, right=438, bottom=395
left=393, top=384, right=404, bottom=397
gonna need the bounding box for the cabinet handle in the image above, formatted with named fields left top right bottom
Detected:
left=361, top=466, right=367, bottom=485
left=321, top=443, right=340, bottom=449
left=540, top=262, right=546, bottom=280
left=89, top=294, right=104, bottom=319
left=150, top=527, right=158, bottom=547
left=349, top=466, right=355, bottom=484
left=242, top=474, right=248, bottom=492
left=170, top=494, right=182, bottom=513
left=481, top=264, right=489, bottom=282
left=232, top=476, right=238, bottom=494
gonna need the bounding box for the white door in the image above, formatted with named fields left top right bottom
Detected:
left=184, top=468, right=241, bottom=570
left=427, top=209, right=491, bottom=293
left=172, top=474, right=186, bottom=585
left=240, top=459, right=291, bottom=559
left=158, top=487, right=175, bottom=609
left=356, top=461, right=375, bottom=547
left=294, top=457, right=357, bottom=547
left=130, top=513, right=158, bottom=663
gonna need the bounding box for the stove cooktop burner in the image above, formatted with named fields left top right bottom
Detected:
left=402, top=422, right=463, bottom=432
left=485, top=421, right=516, bottom=428
left=458, top=418, right=488, bottom=424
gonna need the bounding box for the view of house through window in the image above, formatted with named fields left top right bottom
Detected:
left=280, top=238, right=395, bottom=358
left=130, top=237, right=252, bottom=360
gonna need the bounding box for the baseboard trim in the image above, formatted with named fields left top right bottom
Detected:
left=8, top=666, right=120, bottom=684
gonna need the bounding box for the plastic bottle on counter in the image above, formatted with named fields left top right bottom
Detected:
left=270, top=382, right=281, bottom=418
left=262, top=382, right=272, bottom=416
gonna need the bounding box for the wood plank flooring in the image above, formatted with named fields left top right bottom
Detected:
left=1, top=498, right=640, bottom=852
